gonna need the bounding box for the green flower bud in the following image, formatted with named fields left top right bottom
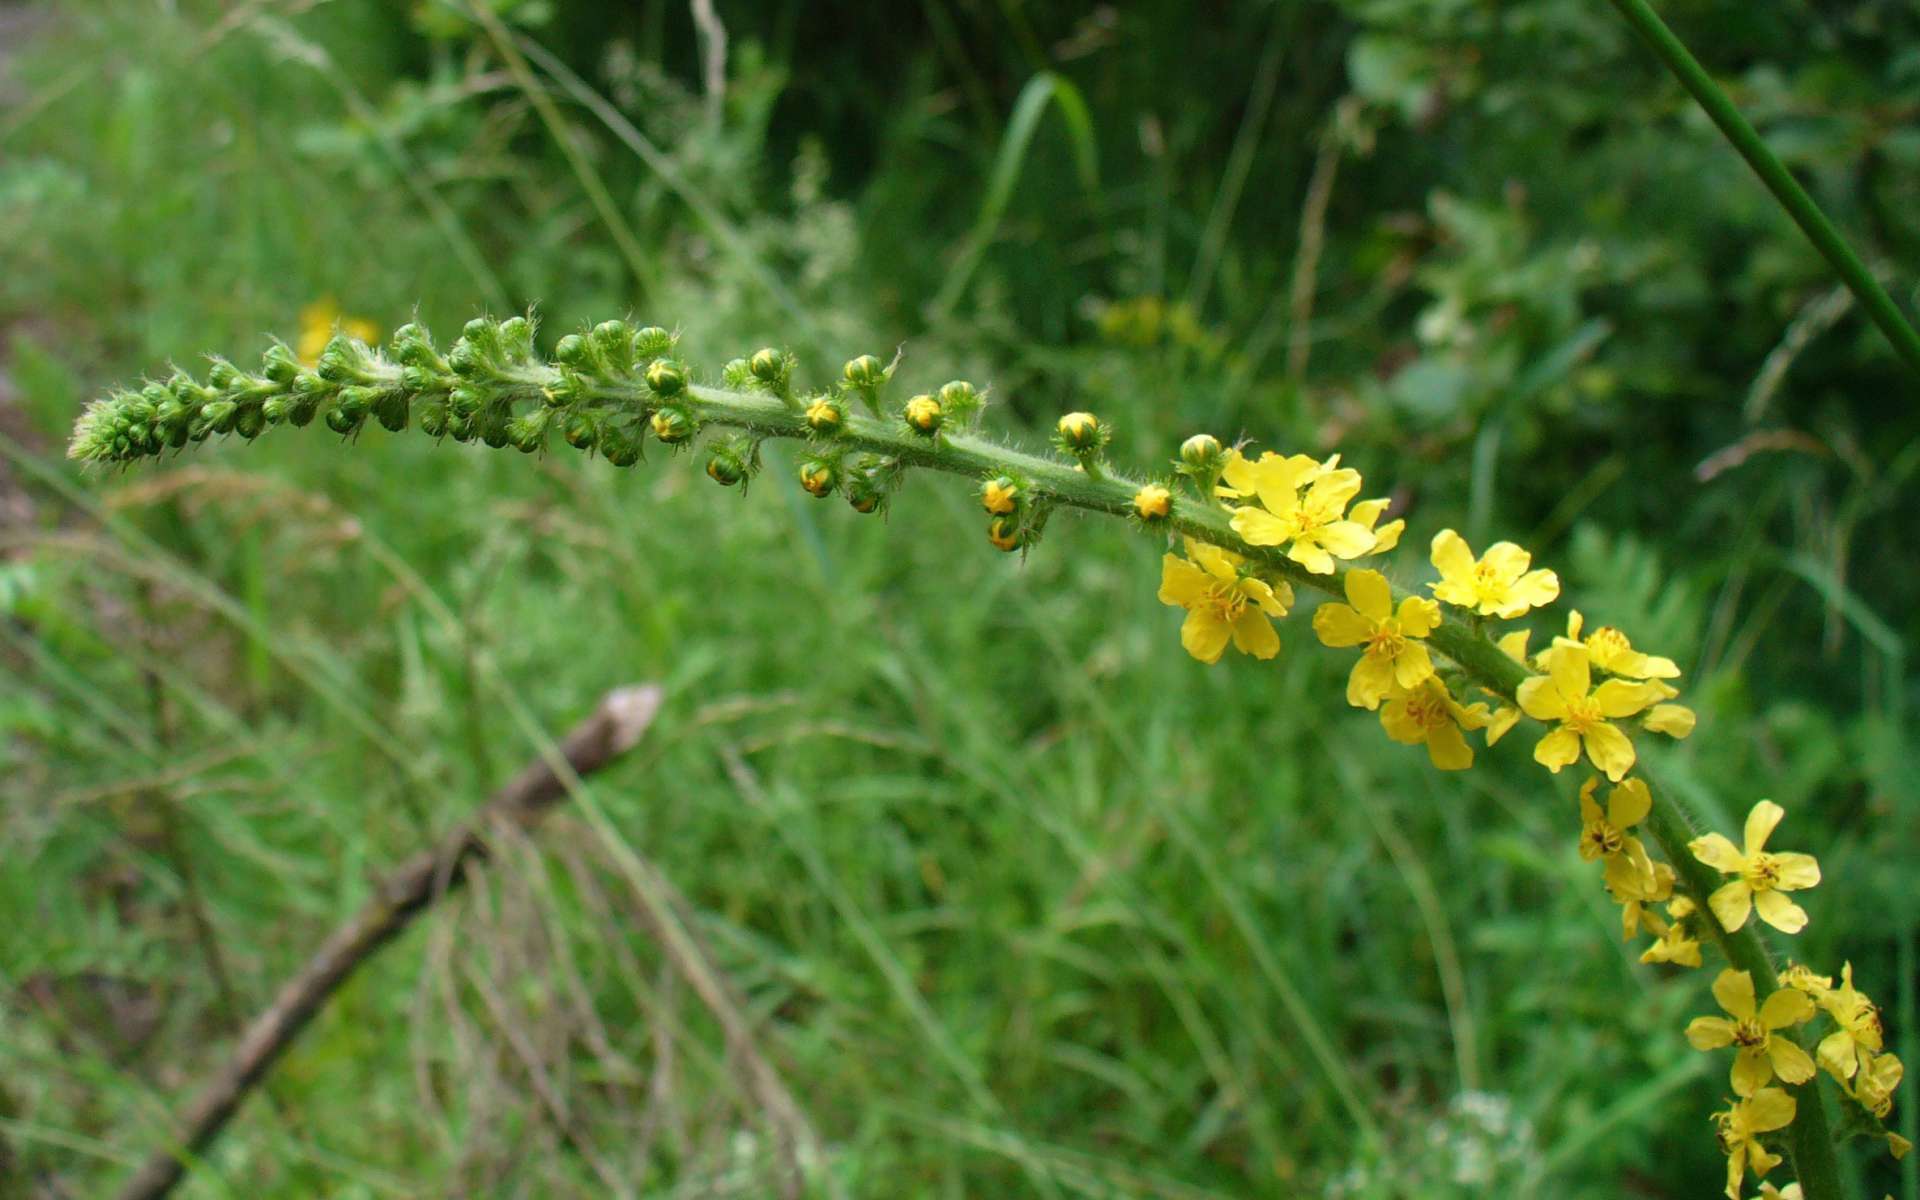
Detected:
left=705, top=444, right=747, bottom=487
left=562, top=412, right=598, bottom=451
left=234, top=406, right=266, bottom=440
left=446, top=413, right=474, bottom=442
left=592, top=320, right=634, bottom=371
left=400, top=365, right=437, bottom=393
left=798, top=458, right=838, bottom=498
left=1179, top=433, right=1223, bottom=473
left=904, top=394, right=943, bottom=436
left=262, top=343, right=301, bottom=383
left=323, top=405, right=361, bottom=435
left=600, top=425, right=642, bottom=467
left=498, top=315, right=534, bottom=360
left=374, top=391, right=411, bottom=433
left=650, top=404, right=695, bottom=444
left=632, top=326, right=674, bottom=360
left=418, top=401, right=450, bottom=438
left=202, top=399, right=239, bottom=435
left=479, top=413, right=512, bottom=449
left=206, top=360, right=241, bottom=389
left=506, top=410, right=547, bottom=453
left=646, top=359, right=687, bottom=397
left=554, top=334, right=589, bottom=368
left=448, top=385, right=484, bottom=419
left=845, top=467, right=887, bottom=513
left=447, top=341, right=479, bottom=376
left=805, top=394, right=845, bottom=434
left=749, top=347, right=785, bottom=384
left=843, top=354, right=886, bottom=388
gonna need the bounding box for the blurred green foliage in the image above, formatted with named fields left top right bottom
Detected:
left=1, top=0, right=1916, bottom=1196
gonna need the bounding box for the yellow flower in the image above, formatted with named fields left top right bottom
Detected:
left=1563, top=610, right=1679, bottom=679
left=1816, top=962, right=1884, bottom=1081
left=1617, top=859, right=1677, bottom=939
left=1711, top=1087, right=1796, bottom=1200
left=1225, top=452, right=1376, bottom=574
left=1379, top=677, right=1490, bottom=770
left=1516, top=641, right=1664, bottom=781
left=297, top=297, right=380, bottom=366
left=1157, top=539, right=1292, bottom=664
left=1638, top=898, right=1703, bottom=967
left=1310, top=569, right=1439, bottom=709
left=1778, top=963, right=1833, bottom=1000
left=1852, top=1050, right=1903, bottom=1119
left=1577, top=776, right=1658, bottom=897
left=1428, top=529, right=1561, bottom=618
left=1349, top=497, right=1404, bottom=554
left=1689, top=801, right=1821, bottom=934
left=1688, top=969, right=1817, bottom=1096
left=980, top=476, right=1020, bottom=515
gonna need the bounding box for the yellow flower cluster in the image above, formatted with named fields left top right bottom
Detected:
left=1143, top=437, right=1904, bottom=1197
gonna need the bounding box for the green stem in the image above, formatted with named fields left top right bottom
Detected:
left=1605, top=0, right=1920, bottom=379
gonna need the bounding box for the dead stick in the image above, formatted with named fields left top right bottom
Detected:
left=115, top=684, right=665, bottom=1200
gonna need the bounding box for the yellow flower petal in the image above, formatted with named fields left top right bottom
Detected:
left=1344, top=569, right=1393, bottom=622
left=1425, top=722, right=1473, bottom=770
left=1516, top=674, right=1569, bottom=721
left=1315, top=521, right=1377, bottom=561
left=1158, top=555, right=1210, bottom=607
left=1713, top=969, right=1758, bottom=1021
left=1745, top=800, right=1786, bottom=856
left=1533, top=726, right=1581, bottom=773
left=1607, top=778, right=1651, bottom=829
left=1767, top=1037, right=1816, bottom=1086
left=1392, top=642, right=1435, bottom=691
left=1582, top=721, right=1637, bottom=781
left=1396, top=595, right=1440, bottom=637
left=1732, top=1047, right=1774, bottom=1096
left=1687, top=1015, right=1738, bottom=1050
left=1754, top=888, right=1809, bottom=935
left=1369, top=518, right=1404, bottom=553
left=1644, top=703, right=1696, bottom=737
left=1690, top=833, right=1745, bottom=873
left=1347, top=653, right=1397, bottom=710
left=1230, top=608, right=1280, bottom=660
left=1759, top=988, right=1814, bottom=1029
left=1770, top=851, right=1820, bottom=891
left=1311, top=602, right=1373, bottom=649
left=1229, top=506, right=1292, bottom=546
left=1710, top=879, right=1755, bottom=932
left=1594, top=678, right=1663, bottom=718
left=1180, top=609, right=1232, bottom=664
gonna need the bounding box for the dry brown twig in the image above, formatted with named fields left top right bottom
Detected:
left=114, top=684, right=665, bottom=1200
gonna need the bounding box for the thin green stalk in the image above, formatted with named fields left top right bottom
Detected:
left=1605, top=0, right=1920, bottom=378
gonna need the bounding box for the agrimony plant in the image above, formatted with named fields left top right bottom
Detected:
left=71, top=314, right=1909, bottom=1199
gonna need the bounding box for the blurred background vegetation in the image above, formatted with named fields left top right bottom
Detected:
left=2, top=0, right=1917, bottom=1195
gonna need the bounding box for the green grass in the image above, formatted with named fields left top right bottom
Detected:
left=2, top=1, right=1916, bottom=1196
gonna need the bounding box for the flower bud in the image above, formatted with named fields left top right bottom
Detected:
left=1131, top=483, right=1172, bottom=522
left=499, top=315, right=534, bottom=360
left=846, top=478, right=884, bottom=513
left=632, top=326, right=674, bottom=360
left=843, top=354, right=886, bottom=388
left=798, top=458, right=838, bottom=498
left=554, top=333, right=589, bottom=368
left=591, top=320, right=634, bottom=371
left=1056, top=411, right=1102, bottom=452
left=1179, top=433, right=1223, bottom=473
left=600, top=425, right=642, bottom=466
left=805, top=394, right=845, bottom=434
left=938, top=380, right=977, bottom=409
left=206, top=360, right=241, bottom=389
left=448, top=385, right=484, bottom=419
left=261, top=343, right=301, bottom=383
left=705, top=445, right=747, bottom=487
left=980, top=475, right=1020, bottom=515
left=904, top=394, right=943, bottom=436
left=986, top=516, right=1026, bottom=553
left=323, top=405, right=361, bottom=435
left=646, top=360, right=687, bottom=397
left=650, top=404, right=695, bottom=444
left=479, top=413, right=512, bottom=449
left=506, top=410, right=548, bottom=452
left=373, top=391, right=410, bottom=433
left=562, top=412, right=598, bottom=450
left=749, top=347, right=785, bottom=384
left=418, top=401, right=450, bottom=438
